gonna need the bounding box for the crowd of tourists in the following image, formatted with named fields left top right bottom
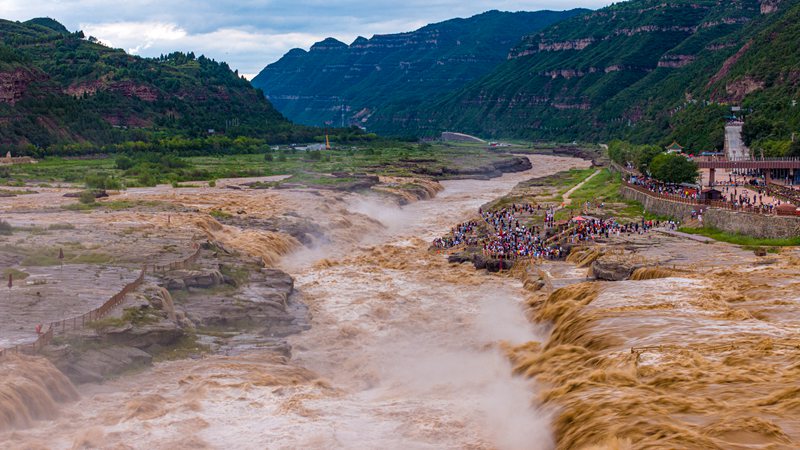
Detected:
left=432, top=221, right=481, bottom=249
left=432, top=202, right=658, bottom=262
left=628, top=173, right=785, bottom=213
left=628, top=176, right=699, bottom=200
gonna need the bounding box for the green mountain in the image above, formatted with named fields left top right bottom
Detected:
left=0, top=18, right=309, bottom=154
left=370, top=0, right=800, bottom=151
left=251, top=9, right=588, bottom=127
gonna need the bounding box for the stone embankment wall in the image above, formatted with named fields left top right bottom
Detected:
left=620, top=186, right=800, bottom=239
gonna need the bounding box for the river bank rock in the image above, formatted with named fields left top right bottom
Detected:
left=47, top=345, right=153, bottom=384
left=43, top=287, right=188, bottom=384
left=447, top=251, right=514, bottom=272
left=216, top=216, right=326, bottom=246
left=178, top=268, right=297, bottom=331
left=63, top=189, right=108, bottom=199
left=164, top=269, right=224, bottom=290
left=412, top=156, right=532, bottom=180
left=591, top=254, right=642, bottom=281
left=103, top=319, right=183, bottom=350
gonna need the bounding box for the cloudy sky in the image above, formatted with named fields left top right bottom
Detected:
left=2, top=0, right=612, bottom=78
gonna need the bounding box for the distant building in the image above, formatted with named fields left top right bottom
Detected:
left=0, top=151, right=37, bottom=166
left=294, top=143, right=327, bottom=151
left=665, top=141, right=684, bottom=154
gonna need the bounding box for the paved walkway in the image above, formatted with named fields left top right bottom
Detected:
left=562, top=169, right=601, bottom=207
left=656, top=228, right=717, bottom=243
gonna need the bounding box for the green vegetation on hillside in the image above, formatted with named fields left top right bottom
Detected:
left=0, top=18, right=351, bottom=154
left=252, top=9, right=587, bottom=127
left=361, top=0, right=800, bottom=150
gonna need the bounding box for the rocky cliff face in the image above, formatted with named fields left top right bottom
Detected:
left=0, top=18, right=289, bottom=148
left=370, top=0, right=799, bottom=141
left=0, top=69, right=44, bottom=105
left=251, top=9, right=587, bottom=127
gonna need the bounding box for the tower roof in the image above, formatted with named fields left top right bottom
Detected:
left=665, top=141, right=684, bottom=151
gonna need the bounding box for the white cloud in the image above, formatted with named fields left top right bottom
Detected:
left=80, top=22, right=187, bottom=53
left=4, top=0, right=614, bottom=75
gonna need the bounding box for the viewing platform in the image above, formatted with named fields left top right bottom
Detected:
left=695, top=156, right=800, bottom=170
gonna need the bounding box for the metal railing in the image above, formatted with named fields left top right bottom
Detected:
left=0, top=244, right=201, bottom=359
left=622, top=181, right=785, bottom=216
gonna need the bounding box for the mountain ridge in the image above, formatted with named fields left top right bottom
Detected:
left=367, top=0, right=800, bottom=152
left=0, top=17, right=316, bottom=153
left=252, top=9, right=589, bottom=127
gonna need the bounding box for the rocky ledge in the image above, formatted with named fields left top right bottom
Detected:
left=448, top=250, right=515, bottom=272
left=43, top=243, right=310, bottom=384
left=414, top=156, right=532, bottom=180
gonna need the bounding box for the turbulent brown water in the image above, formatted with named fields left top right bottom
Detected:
left=511, top=245, right=800, bottom=449
left=4, top=154, right=799, bottom=449
left=0, top=155, right=589, bottom=449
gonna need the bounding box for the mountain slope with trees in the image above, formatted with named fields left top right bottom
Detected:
left=0, top=18, right=322, bottom=155
left=251, top=9, right=588, bottom=127
left=369, top=0, right=800, bottom=153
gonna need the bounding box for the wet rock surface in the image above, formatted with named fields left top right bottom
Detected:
left=415, top=156, right=533, bottom=180
left=448, top=250, right=515, bottom=272
left=47, top=345, right=152, bottom=384
left=591, top=256, right=640, bottom=281
left=42, top=247, right=310, bottom=384
left=164, top=269, right=224, bottom=290
left=217, top=215, right=326, bottom=246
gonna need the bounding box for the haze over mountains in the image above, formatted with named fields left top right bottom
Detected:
left=1, top=0, right=799, bottom=154
left=251, top=10, right=587, bottom=128
left=259, top=0, right=800, bottom=151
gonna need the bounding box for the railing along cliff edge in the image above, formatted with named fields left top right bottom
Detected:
left=0, top=245, right=201, bottom=358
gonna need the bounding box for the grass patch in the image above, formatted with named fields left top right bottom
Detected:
left=678, top=227, right=800, bottom=247
left=2, top=268, right=29, bottom=280
left=4, top=142, right=520, bottom=187
left=523, top=168, right=595, bottom=191
left=219, top=264, right=250, bottom=287
left=209, top=209, right=232, bottom=219
left=0, top=189, right=37, bottom=196
left=152, top=333, right=210, bottom=362
left=48, top=223, right=76, bottom=230
left=88, top=307, right=159, bottom=330
left=569, top=169, right=625, bottom=205
left=0, top=244, right=113, bottom=266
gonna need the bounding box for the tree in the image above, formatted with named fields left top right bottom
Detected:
left=649, top=153, right=699, bottom=184
left=788, top=139, right=800, bottom=157
left=635, top=145, right=663, bottom=174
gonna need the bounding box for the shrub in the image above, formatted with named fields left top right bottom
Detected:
left=137, top=171, right=158, bottom=187
left=0, top=219, right=12, bottom=235
left=115, top=155, right=135, bottom=170
left=208, top=180, right=216, bottom=187
left=264, top=153, right=273, bottom=162
left=85, top=174, right=122, bottom=190
left=78, top=190, right=96, bottom=204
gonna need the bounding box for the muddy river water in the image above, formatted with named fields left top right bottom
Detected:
left=4, top=151, right=800, bottom=449
left=0, top=155, right=591, bottom=449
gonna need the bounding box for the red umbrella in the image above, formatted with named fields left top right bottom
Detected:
left=572, top=216, right=588, bottom=222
